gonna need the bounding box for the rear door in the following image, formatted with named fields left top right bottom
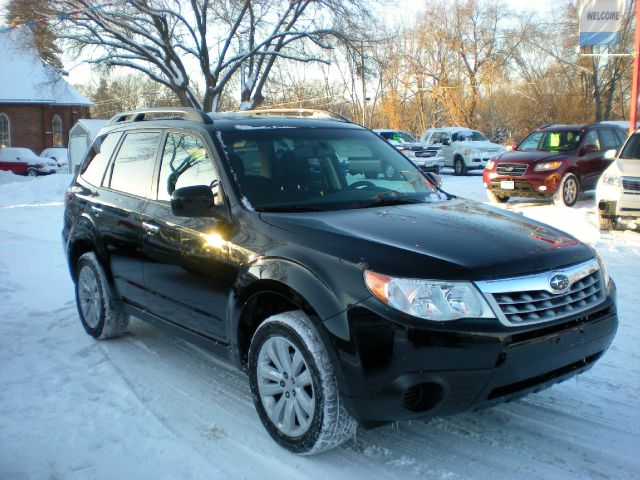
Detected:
left=99, top=130, right=162, bottom=307
left=140, top=130, right=232, bottom=341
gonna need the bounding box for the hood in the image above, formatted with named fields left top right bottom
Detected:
left=495, top=150, right=570, bottom=164
left=614, top=158, right=640, bottom=176
left=394, top=141, right=429, bottom=151
left=455, top=140, right=502, bottom=150
left=260, top=199, right=594, bottom=281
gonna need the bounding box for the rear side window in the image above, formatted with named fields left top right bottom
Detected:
left=108, top=132, right=162, bottom=197
left=79, top=133, right=122, bottom=186
left=157, top=132, right=219, bottom=201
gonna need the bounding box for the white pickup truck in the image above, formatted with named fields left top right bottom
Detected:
left=420, top=127, right=505, bottom=175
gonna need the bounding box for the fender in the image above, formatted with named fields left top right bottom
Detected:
left=227, top=256, right=368, bottom=397
left=66, top=212, right=121, bottom=303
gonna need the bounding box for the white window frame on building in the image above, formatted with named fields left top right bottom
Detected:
left=52, top=114, right=63, bottom=147
left=0, top=113, right=10, bottom=147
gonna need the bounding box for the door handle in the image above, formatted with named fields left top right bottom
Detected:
left=141, top=221, right=160, bottom=235
left=90, top=205, right=103, bottom=215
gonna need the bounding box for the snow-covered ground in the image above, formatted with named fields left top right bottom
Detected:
left=1, top=170, right=639, bottom=479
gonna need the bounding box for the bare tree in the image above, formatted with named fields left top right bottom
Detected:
left=9, top=0, right=369, bottom=111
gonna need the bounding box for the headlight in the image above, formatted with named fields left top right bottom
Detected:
left=534, top=161, right=563, bottom=171
left=486, top=160, right=495, bottom=170
left=364, top=271, right=495, bottom=321
left=601, top=173, right=621, bottom=187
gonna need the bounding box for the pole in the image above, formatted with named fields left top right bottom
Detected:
left=629, top=0, right=640, bottom=135
left=360, top=41, right=366, bottom=127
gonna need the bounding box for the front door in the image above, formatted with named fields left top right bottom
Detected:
left=141, top=131, right=234, bottom=341
left=577, top=129, right=604, bottom=190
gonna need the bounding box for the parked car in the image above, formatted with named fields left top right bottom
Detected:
left=373, top=129, right=444, bottom=173
left=483, top=124, right=626, bottom=207
left=0, top=147, right=58, bottom=176
left=41, top=147, right=69, bottom=169
left=64, top=107, right=617, bottom=455
left=596, top=128, right=640, bottom=230
left=420, top=127, right=505, bottom=175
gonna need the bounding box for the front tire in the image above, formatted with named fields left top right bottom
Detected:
left=454, top=156, right=468, bottom=176
left=553, top=173, right=580, bottom=207
left=487, top=190, right=510, bottom=204
left=248, top=311, right=357, bottom=455
left=26, top=167, right=37, bottom=177
left=75, top=252, right=129, bottom=339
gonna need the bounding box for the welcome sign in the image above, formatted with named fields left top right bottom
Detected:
left=579, top=0, right=626, bottom=46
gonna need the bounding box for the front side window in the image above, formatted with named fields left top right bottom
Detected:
left=52, top=115, right=63, bottom=147
left=109, top=131, right=162, bottom=197
left=518, top=130, right=582, bottom=152
left=453, top=131, right=487, bottom=142
left=584, top=130, right=601, bottom=150
left=0, top=113, right=10, bottom=147
left=80, top=132, right=123, bottom=186
left=219, top=128, right=442, bottom=212
left=157, top=132, right=220, bottom=202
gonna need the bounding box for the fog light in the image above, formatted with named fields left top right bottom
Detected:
left=538, top=186, right=547, bottom=191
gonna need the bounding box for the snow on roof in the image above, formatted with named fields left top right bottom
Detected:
left=70, top=119, right=108, bottom=138
left=0, top=31, right=92, bottom=106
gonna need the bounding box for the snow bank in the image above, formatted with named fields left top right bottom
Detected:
left=0, top=173, right=72, bottom=207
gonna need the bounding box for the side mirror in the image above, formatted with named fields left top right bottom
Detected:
left=584, top=144, right=599, bottom=154
left=604, top=149, right=617, bottom=159
left=442, top=139, right=450, bottom=146
left=424, top=172, right=443, bottom=189
left=170, top=185, right=218, bottom=218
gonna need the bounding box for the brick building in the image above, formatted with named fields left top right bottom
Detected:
left=0, top=32, right=92, bottom=154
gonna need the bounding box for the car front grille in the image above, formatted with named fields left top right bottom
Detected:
left=414, top=150, right=437, bottom=158
left=491, top=271, right=604, bottom=324
left=496, top=163, right=528, bottom=176
left=476, top=259, right=605, bottom=326
left=622, top=177, right=640, bottom=192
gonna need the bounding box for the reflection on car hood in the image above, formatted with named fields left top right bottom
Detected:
left=261, top=199, right=594, bottom=281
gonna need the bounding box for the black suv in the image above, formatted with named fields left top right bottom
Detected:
left=63, top=108, right=617, bottom=455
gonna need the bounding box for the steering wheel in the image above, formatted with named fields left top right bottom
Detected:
left=349, top=180, right=376, bottom=190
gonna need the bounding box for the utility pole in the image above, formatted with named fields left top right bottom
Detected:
left=360, top=41, right=367, bottom=127
left=630, top=0, right=640, bottom=134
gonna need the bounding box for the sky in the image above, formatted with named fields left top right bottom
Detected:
left=0, top=0, right=559, bottom=87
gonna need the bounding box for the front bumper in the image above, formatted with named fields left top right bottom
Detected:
left=597, top=184, right=640, bottom=225
left=334, top=282, right=617, bottom=424
left=483, top=170, right=563, bottom=198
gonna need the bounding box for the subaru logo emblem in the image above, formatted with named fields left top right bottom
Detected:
left=504, top=166, right=513, bottom=172
left=549, top=274, right=570, bottom=293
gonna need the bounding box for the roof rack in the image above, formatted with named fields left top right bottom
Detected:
left=107, top=107, right=213, bottom=125
left=235, top=108, right=352, bottom=123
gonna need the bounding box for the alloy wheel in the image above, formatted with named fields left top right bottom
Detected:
left=256, top=336, right=315, bottom=437
left=78, top=266, right=101, bottom=328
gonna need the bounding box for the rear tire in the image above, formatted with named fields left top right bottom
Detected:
left=454, top=156, right=467, bottom=176
left=248, top=311, right=357, bottom=455
left=487, top=190, right=510, bottom=204
left=75, top=252, right=129, bottom=339
left=553, top=173, right=580, bottom=207
left=598, top=211, right=617, bottom=230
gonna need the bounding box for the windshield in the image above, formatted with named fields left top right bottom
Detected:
left=619, top=133, right=640, bottom=160
left=379, top=131, right=417, bottom=143
left=518, top=130, right=582, bottom=152
left=218, top=128, right=444, bottom=212
left=453, top=131, right=487, bottom=142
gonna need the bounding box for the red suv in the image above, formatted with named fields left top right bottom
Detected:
left=483, top=124, right=626, bottom=206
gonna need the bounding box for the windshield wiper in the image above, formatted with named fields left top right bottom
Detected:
left=353, top=197, right=423, bottom=209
